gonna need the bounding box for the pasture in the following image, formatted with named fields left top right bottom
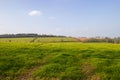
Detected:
left=0, top=37, right=78, bottom=43
left=0, top=37, right=120, bottom=80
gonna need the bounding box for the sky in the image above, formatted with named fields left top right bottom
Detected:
left=0, top=0, right=120, bottom=37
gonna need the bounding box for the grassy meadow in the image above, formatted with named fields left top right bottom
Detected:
left=0, top=37, right=120, bottom=80
left=0, top=37, right=78, bottom=43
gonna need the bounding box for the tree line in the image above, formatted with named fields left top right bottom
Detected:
left=79, top=37, right=120, bottom=44
left=0, top=34, right=65, bottom=38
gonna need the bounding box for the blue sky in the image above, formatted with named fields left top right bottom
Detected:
left=0, top=0, right=120, bottom=37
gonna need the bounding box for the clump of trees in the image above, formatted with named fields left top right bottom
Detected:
left=0, top=33, right=65, bottom=38
left=79, top=37, right=120, bottom=44
left=113, top=37, right=120, bottom=44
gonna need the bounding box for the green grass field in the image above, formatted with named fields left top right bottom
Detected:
left=0, top=38, right=120, bottom=80
left=0, top=37, right=78, bottom=43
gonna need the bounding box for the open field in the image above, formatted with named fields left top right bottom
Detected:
left=0, top=38, right=120, bottom=80
left=0, top=37, right=78, bottom=43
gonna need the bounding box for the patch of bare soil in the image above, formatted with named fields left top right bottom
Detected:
left=16, top=59, right=46, bottom=80
left=16, top=66, right=40, bottom=80
left=82, top=64, right=100, bottom=80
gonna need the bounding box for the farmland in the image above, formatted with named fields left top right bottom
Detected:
left=0, top=37, right=120, bottom=80
left=0, top=37, right=78, bottom=43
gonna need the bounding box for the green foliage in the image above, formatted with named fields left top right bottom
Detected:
left=34, top=64, right=63, bottom=78
left=0, top=40, right=120, bottom=80
left=60, top=67, right=84, bottom=80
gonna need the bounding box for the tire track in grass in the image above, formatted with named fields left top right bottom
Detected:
left=82, top=64, right=100, bottom=80
left=30, top=37, right=38, bottom=43
left=17, top=59, right=46, bottom=80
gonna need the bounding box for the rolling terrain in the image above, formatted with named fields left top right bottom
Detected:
left=0, top=37, right=120, bottom=80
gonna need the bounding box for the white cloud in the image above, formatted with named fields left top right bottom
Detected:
left=28, top=10, right=42, bottom=16
left=48, top=16, right=56, bottom=20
